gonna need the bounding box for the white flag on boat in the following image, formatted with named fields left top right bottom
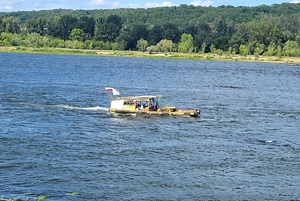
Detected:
left=105, top=87, right=120, bottom=96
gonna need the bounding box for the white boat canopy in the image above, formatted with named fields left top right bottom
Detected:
left=111, top=95, right=160, bottom=101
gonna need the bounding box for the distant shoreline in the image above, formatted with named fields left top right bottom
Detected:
left=1, top=46, right=299, bottom=65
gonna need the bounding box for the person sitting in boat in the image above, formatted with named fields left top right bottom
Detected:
left=143, top=101, right=148, bottom=108
left=136, top=101, right=142, bottom=110
left=149, top=99, right=156, bottom=111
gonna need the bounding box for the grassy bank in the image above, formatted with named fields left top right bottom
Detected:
left=1, top=46, right=299, bottom=65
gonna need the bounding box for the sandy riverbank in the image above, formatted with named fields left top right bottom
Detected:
left=1, top=46, right=299, bottom=65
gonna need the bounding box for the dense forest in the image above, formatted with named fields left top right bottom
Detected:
left=0, top=3, right=300, bottom=56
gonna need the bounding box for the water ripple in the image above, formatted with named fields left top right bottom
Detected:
left=1, top=53, right=300, bottom=200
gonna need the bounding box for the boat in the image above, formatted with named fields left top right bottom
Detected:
left=105, top=87, right=200, bottom=117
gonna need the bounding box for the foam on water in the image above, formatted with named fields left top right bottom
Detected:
left=17, top=102, right=109, bottom=112
left=55, top=104, right=109, bottom=111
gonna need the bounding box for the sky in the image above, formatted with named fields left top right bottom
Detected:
left=0, top=0, right=299, bottom=12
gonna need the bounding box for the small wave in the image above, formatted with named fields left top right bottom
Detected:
left=275, top=112, right=300, bottom=119
left=220, top=85, right=243, bottom=89
left=244, top=137, right=276, bottom=145
left=257, top=139, right=274, bottom=144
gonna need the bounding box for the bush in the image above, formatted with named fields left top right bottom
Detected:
left=65, top=40, right=84, bottom=49
left=147, top=45, right=159, bottom=54
left=10, top=34, right=22, bottom=46
left=283, top=40, right=300, bottom=57
left=48, top=38, right=65, bottom=48
left=0, top=32, right=14, bottom=46
left=239, top=44, right=248, bottom=56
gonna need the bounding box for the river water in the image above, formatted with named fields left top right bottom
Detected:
left=0, top=52, right=300, bottom=200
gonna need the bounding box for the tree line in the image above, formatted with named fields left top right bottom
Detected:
left=0, top=3, right=300, bottom=56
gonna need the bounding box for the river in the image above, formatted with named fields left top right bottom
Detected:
left=0, top=52, right=300, bottom=200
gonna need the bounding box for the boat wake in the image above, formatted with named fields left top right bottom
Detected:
left=54, top=104, right=109, bottom=111
left=18, top=102, right=109, bottom=112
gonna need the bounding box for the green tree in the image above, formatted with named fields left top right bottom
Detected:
left=239, top=44, right=248, bottom=56
left=147, top=45, right=159, bottom=54
left=70, top=28, right=84, bottom=41
left=213, top=17, right=227, bottom=37
left=247, top=15, right=275, bottom=47
left=276, top=46, right=282, bottom=57
left=160, top=23, right=180, bottom=43
left=148, top=23, right=180, bottom=45
left=0, top=3, right=300, bottom=58
left=178, top=33, right=194, bottom=53
left=2, top=16, right=21, bottom=33
left=296, top=34, right=300, bottom=45
left=156, top=39, right=174, bottom=52
left=136, top=38, right=148, bottom=52
left=254, top=43, right=265, bottom=55
left=24, top=33, right=44, bottom=47
left=201, top=42, right=206, bottom=53
left=94, top=15, right=122, bottom=42
left=115, top=26, right=133, bottom=50
left=209, top=43, right=216, bottom=53
left=212, top=36, right=230, bottom=51
left=282, top=30, right=294, bottom=42
left=283, top=40, right=300, bottom=57
left=26, top=17, right=49, bottom=35
left=268, top=25, right=282, bottom=46
left=49, top=15, right=78, bottom=40
left=265, top=43, right=277, bottom=56
left=0, top=17, right=4, bottom=33
left=0, top=32, right=13, bottom=46
left=77, top=16, right=95, bottom=39
left=48, top=38, right=65, bottom=48
left=65, top=40, right=84, bottom=49
left=190, top=21, right=212, bottom=52
left=148, top=25, right=163, bottom=45
left=116, top=24, right=148, bottom=50
left=10, top=34, right=22, bottom=46
left=227, top=46, right=234, bottom=55
left=229, top=23, right=248, bottom=52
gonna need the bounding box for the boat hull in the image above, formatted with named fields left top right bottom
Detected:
left=109, top=109, right=200, bottom=117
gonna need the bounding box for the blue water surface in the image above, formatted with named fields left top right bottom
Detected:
left=0, top=52, right=300, bottom=200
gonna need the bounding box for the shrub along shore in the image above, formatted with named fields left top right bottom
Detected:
left=1, top=46, right=299, bottom=65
